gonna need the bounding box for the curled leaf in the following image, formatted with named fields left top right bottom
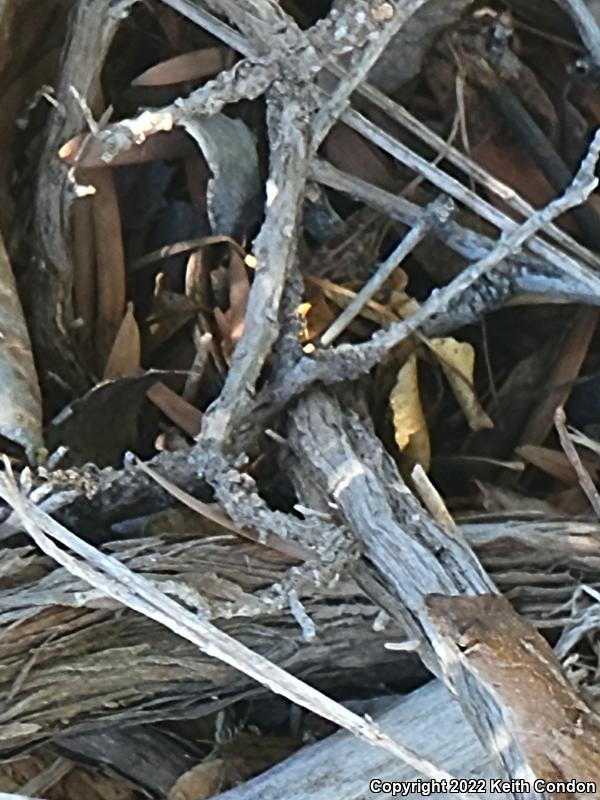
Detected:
left=427, top=337, right=494, bottom=432
left=394, top=292, right=493, bottom=432
left=181, top=114, right=261, bottom=237
left=390, top=354, right=430, bottom=471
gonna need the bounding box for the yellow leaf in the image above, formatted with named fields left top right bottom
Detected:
left=427, top=337, right=493, bottom=431
left=390, top=354, right=430, bottom=470
left=103, top=302, right=141, bottom=379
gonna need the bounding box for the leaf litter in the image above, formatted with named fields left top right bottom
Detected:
left=3, top=0, right=600, bottom=797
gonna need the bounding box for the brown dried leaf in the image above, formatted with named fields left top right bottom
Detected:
left=134, top=457, right=314, bottom=561
left=227, top=250, right=250, bottom=348
left=132, top=47, right=230, bottom=86
left=213, top=305, right=231, bottom=342
left=517, top=444, right=599, bottom=486
left=472, top=139, right=574, bottom=227
left=0, top=232, right=43, bottom=459
left=145, top=382, right=202, bottom=437
left=90, top=169, right=126, bottom=372
left=323, top=123, right=397, bottom=192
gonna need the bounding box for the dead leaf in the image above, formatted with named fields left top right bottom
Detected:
left=298, top=293, right=336, bottom=343
left=46, top=373, right=167, bottom=467
left=323, top=123, right=398, bottom=192
left=0, top=230, right=43, bottom=460
left=90, top=168, right=127, bottom=372
left=132, top=47, right=230, bottom=86
left=390, top=354, right=431, bottom=470
left=145, top=290, right=200, bottom=357
left=180, top=114, right=261, bottom=237
left=427, top=337, right=494, bottom=431
left=145, top=381, right=202, bottom=437
left=135, top=456, right=314, bottom=561
left=213, top=306, right=231, bottom=342
left=103, top=302, right=141, bottom=379
left=227, top=250, right=250, bottom=348
left=394, top=293, right=493, bottom=432
left=72, top=190, right=96, bottom=364
left=517, top=444, right=599, bottom=486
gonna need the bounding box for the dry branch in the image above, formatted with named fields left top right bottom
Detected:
left=0, top=467, right=596, bottom=757
left=0, top=467, right=462, bottom=788
left=6, top=0, right=600, bottom=795
left=32, top=0, right=137, bottom=395
left=288, top=389, right=600, bottom=796
left=214, top=681, right=506, bottom=800
left=261, top=132, right=600, bottom=412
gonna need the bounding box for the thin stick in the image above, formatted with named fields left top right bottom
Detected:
left=336, top=65, right=600, bottom=272
left=156, top=1, right=600, bottom=276
left=554, top=406, right=600, bottom=519
left=560, top=0, right=600, bottom=67
left=157, top=0, right=600, bottom=275
left=343, top=110, right=600, bottom=292
left=320, top=196, right=452, bottom=346
left=310, top=0, right=426, bottom=150
left=310, top=159, right=600, bottom=303
left=268, top=130, right=600, bottom=404
left=411, top=464, right=458, bottom=533
left=0, top=467, right=469, bottom=795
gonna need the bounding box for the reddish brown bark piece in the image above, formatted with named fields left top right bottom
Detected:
left=426, top=593, right=600, bottom=798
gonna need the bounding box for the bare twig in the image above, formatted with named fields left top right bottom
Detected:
left=198, top=90, right=311, bottom=445
left=410, top=465, right=458, bottom=533
left=554, top=406, right=600, bottom=518
left=0, top=467, right=467, bottom=792
left=320, top=195, right=453, bottom=346
left=310, top=160, right=600, bottom=308
left=310, top=1, right=426, bottom=150
left=264, top=131, right=600, bottom=407
left=342, top=65, right=600, bottom=272
left=343, top=110, right=600, bottom=292
left=159, top=0, right=250, bottom=54
left=560, top=0, right=600, bottom=67
left=159, top=0, right=600, bottom=280
left=82, top=59, right=277, bottom=163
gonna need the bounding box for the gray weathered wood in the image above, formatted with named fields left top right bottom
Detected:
left=215, top=681, right=509, bottom=800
